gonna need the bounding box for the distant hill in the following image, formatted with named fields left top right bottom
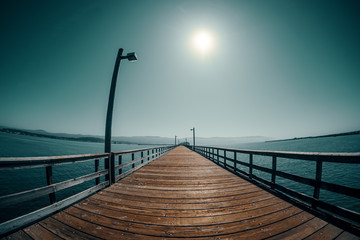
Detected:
left=195, top=136, right=272, bottom=146
left=0, top=127, right=173, bottom=145
left=0, top=128, right=105, bottom=143
left=267, top=130, right=360, bottom=143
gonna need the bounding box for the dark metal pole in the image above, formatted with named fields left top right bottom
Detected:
left=105, top=48, right=123, bottom=182
left=105, top=48, right=123, bottom=154
left=192, top=127, right=195, bottom=150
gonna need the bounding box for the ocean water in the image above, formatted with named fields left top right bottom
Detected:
left=0, top=132, right=359, bottom=223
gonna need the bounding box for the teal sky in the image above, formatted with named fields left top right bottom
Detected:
left=1, top=0, right=359, bottom=139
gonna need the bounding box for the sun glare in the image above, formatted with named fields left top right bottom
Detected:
left=192, top=30, right=214, bottom=54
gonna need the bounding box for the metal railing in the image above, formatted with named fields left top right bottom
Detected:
left=193, top=146, right=360, bottom=230
left=0, top=145, right=174, bottom=236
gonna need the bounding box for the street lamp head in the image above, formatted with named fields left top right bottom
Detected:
left=126, top=52, right=137, bottom=62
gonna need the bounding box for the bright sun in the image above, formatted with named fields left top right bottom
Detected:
left=192, top=30, right=214, bottom=54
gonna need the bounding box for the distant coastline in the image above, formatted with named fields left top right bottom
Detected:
left=0, top=127, right=172, bottom=146
left=0, top=128, right=133, bottom=145
left=266, top=130, right=360, bottom=143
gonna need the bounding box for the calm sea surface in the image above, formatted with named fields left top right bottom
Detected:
left=0, top=132, right=359, bottom=223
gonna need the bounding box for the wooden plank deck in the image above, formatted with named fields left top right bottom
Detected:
left=4, top=146, right=358, bottom=239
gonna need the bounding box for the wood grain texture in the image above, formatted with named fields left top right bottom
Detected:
left=7, top=146, right=358, bottom=239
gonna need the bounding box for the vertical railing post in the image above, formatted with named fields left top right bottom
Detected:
left=147, top=150, right=150, bottom=162
left=95, top=159, right=100, bottom=185
left=105, top=156, right=110, bottom=182
left=141, top=151, right=144, bottom=164
left=249, top=154, right=253, bottom=179
left=313, top=159, right=323, bottom=208
left=271, top=156, right=277, bottom=188
left=46, top=166, right=56, bottom=204
left=110, top=153, right=115, bottom=184
left=131, top=153, right=135, bottom=168
left=118, top=155, right=122, bottom=175
left=234, top=151, right=237, bottom=172
left=224, top=150, right=227, bottom=168
left=105, top=154, right=113, bottom=185
left=152, top=149, right=154, bottom=160
left=217, top=149, right=219, bottom=163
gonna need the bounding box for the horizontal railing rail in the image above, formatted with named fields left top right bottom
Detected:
left=0, top=153, right=110, bottom=169
left=0, top=145, right=174, bottom=237
left=192, top=145, right=360, bottom=230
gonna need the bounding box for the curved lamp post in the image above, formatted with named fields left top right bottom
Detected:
left=103, top=48, right=137, bottom=184
left=105, top=48, right=137, bottom=154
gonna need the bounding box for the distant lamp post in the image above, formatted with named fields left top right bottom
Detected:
left=105, top=48, right=137, bottom=154
left=190, top=127, right=195, bottom=150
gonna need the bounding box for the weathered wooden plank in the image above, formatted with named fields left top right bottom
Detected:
left=108, top=183, right=258, bottom=196
left=2, top=230, right=32, bottom=240
left=40, top=217, right=101, bottom=240
left=266, top=217, right=327, bottom=239
left=24, top=223, right=62, bottom=239
left=76, top=196, right=283, bottom=218
left=335, top=231, right=360, bottom=240
left=303, top=224, right=344, bottom=240
left=100, top=188, right=266, bottom=204
left=104, top=186, right=260, bottom=199
left=119, top=177, right=242, bottom=186
left=73, top=200, right=292, bottom=226
left=91, top=191, right=274, bottom=210
left=114, top=181, right=251, bottom=191
left=51, top=211, right=157, bottom=240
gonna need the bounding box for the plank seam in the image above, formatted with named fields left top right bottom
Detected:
left=96, top=191, right=270, bottom=205
left=48, top=215, right=107, bottom=240
left=262, top=216, right=316, bottom=240
left=74, top=200, right=287, bottom=219
left=89, top=195, right=278, bottom=211
left=102, top=188, right=264, bottom=201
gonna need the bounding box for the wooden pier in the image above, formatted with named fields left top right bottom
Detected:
left=3, top=146, right=359, bottom=239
